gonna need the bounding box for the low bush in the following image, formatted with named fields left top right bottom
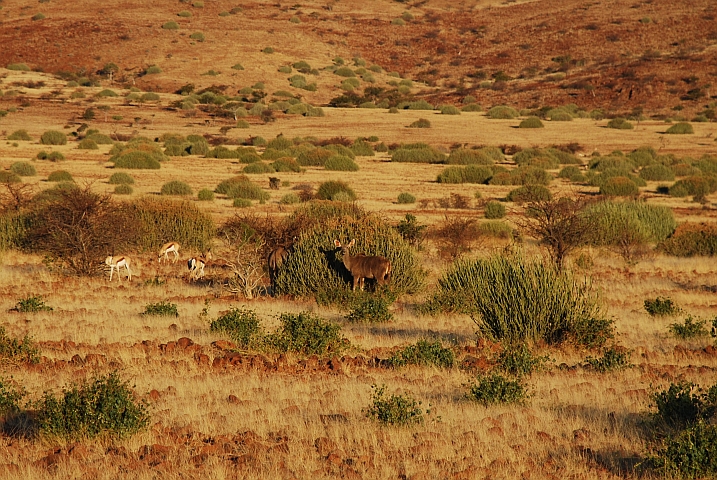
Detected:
left=599, top=176, right=639, bottom=196
left=607, top=118, right=633, bottom=129
left=160, top=180, right=192, bottom=196
left=440, top=105, right=461, bottom=115
left=583, top=346, right=631, bottom=372
left=217, top=176, right=269, bottom=202
left=197, top=188, right=214, bottom=201
left=487, top=106, right=519, bottom=119
left=447, top=148, right=493, bottom=165
left=365, top=385, right=425, bottom=426
left=210, top=307, right=261, bottom=348
left=640, top=164, right=675, bottom=181
left=325, top=155, right=359, bottom=171
left=280, top=193, right=300, bottom=204
left=649, top=421, right=717, bottom=478
left=111, top=150, right=162, bottom=169
left=47, top=170, right=73, bottom=182
left=437, top=165, right=493, bottom=184
left=97, top=89, right=118, bottom=98
left=466, top=373, right=528, bottom=405
left=0, top=172, right=20, bottom=184
left=518, top=117, right=544, bottom=128
left=0, top=326, right=40, bottom=364
left=668, top=176, right=716, bottom=199
left=506, top=184, right=552, bottom=203
left=114, top=185, right=133, bottom=195
left=644, top=297, right=680, bottom=317
left=133, top=196, right=214, bottom=253
left=36, top=372, right=149, bottom=439
left=346, top=294, right=394, bottom=323
left=397, top=192, right=416, bottom=204
left=558, top=165, right=587, bottom=182
left=407, top=118, right=431, bottom=128
left=0, top=378, right=25, bottom=415
left=669, top=315, right=709, bottom=339
left=484, top=201, right=506, bottom=219
left=40, top=130, right=67, bottom=145
left=495, top=343, right=548, bottom=377
left=666, top=122, right=694, bottom=134
left=651, top=382, right=717, bottom=432
left=162, top=21, right=179, bottom=30
left=391, top=145, right=446, bottom=164
left=78, top=138, right=98, bottom=150
left=233, top=198, right=252, bottom=208
left=297, top=148, right=333, bottom=166
left=108, top=172, right=134, bottom=185
left=584, top=201, right=676, bottom=247
left=388, top=339, right=455, bottom=368
left=316, top=181, right=357, bottom=201
left=349, top=139, right=375, bottom=157
left=396, top=100, right=433, bottom=110
left=490, top=166, right=552, bottom=186
left=10, top=162, right=36, bottom=177
left=243, top=162, right=275, bottom=174
left=264, top=312, right=348, bottom=356
left=7, top=130, right=31, bottom=141
left=190, top=32, right=205, bottom=42
left=142, top=301, right=178, bottom=317
left=660, top=222, right=717, bottom=257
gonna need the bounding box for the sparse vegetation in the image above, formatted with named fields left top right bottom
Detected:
left=365, top=385, right=426, bottom=426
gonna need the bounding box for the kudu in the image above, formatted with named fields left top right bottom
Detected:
left=267, top=245, right=291, bottom=288
left=334, top=239, right=391, bottom=291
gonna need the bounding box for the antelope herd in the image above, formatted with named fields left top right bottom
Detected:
left=105, top=240, right=393, bottom=292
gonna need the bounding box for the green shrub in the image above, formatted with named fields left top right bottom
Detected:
left=0, top=377, right=25, bottom=415
left=47, top=170, right=73, bottom=182
left=583, top=346, right=631, bottom=372
left=6, top=63, right=30, bottom=71
left=397, top=192, right=416, bottom=204
left=660, top=223, right=717, bottom=257
left=264, top=312, right=348, bottom=355
left=423, top=255, right=609, bottom=346
left=558, top=165, right=587, bottom=182
left=142, top=301, right=178, bottom=317
left=350, top=139, right=375, bottom=157
left=365, top=385, right=425, bottom=426
left=666, top=122, right=694, bottom=134
left=78, top=138, right=98, bottom=150
left=600, top=176, right=639, bottom=196
left=0, top=172, right=20, bottom=184
left=669, top=315, right=708, bottom=339
left=145, top=65, right=162, bottom=74
left=607, top=118, right=634, bottom=129
left=190, top=32, right=205, bottom=42
left=219, top=177, right=270, bottom=202
left=162, top=21, right=179, bottom=30
left=650, top=421, right=717, bottom=478
left=669, top=176, right=716, bottom=199
left=447, top=148, right=493, bottom=165
left=518, top=116, right=544, bottom=128
left=8, top=130, right=31, bottom=141
left=108, top=172, right=134, bottom=185
left=437, top=165, right=493, bottom=184
left=407, top=118, right=431, bottom=128
left=36, top=372, right=149, bottom=439
left=388, top=339, right=455, bottom=368
left=133, top=197, right=214, bottom=252
left=325, top=155, right=359, bottom=171
left=0, top=326, right=40, bottom=364
left=651, top=382, right=717, bottom=432
left=334, top=66, right=356, bottom=77
left=391, top=145, right=446, bottom=164
left=272, top=158, right=301, bottom=172
left=547, top=109, right=573, bottom=121
left=495, top=343, right=548, bottom=377
left=640, top=164, right=675, bottom=181
left=243, top=162, right=275, bottom=174
left=490, top=166, right=552, bottom=186
left=645, top=297, right=680, bottom=317
left=297, top=148, right=333, bottom=166
left=96, top=89, right=118, bottom=98
left=506, top=185, right=552, bottom=203
left=40, top=130, right=67, bottom=145
left=583, top=201, right=676, bottom=246
left=210, top=307, right=261, bottom=348
left=440, top=105, right=461, bottom=115
left=140, top=92, right=160, bottom=102
left=280, top=193, right=300, bottom=204
left=484, top=201, right=506, bottom=219
left=477, top=221, right=513, bottom=240
left=10, top=162, right=36, bottom=177
left=462, top=103, right=482, bottom=112
left=197, top=188, right=214, bottom=201
left=232, top=198, right=251, bottom=208
left=467, top=374, right=528, bottom=405
left=316, top=181, right=357, bottom=201
left=160, top=180, right=192, bottom=196
left=487, top=106, right=519, bottom=119
left=113, top=184, right=133, bottom=195
left=346, top=294, right=394, bottom=323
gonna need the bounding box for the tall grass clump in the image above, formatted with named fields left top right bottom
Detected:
left=600, top=176, right=639, bottom=196
left=8, top=130, right=31, bottom=141
left=108, top=172, right=134, bottom=185
left=391, top=144, right=446, bottom=164
left=665, top=122, right=694, bottom=134
left=40, top=130, right=67, bottom=145
left=210, top=307, right=262, bottom=348
left=47, top=170, right=73, bottom=182
left=274, top=203, right=425, bottom=305
left=484, top=201, right=506, bottom=219
left=423, top=255, right=610, bottom=346
left=447, top=148, right=494, bottom=165
left=316, top=181, right=357, bottom=201
left=437, top=165, right=493, bottom=184
left=607, top=118, right=634, bottom=129
left=365, top=385, right=426, bottom=426
left=264, top=312, right=348, bottom=356
left=36, top=372, right=149, bottom=439
left=132, top=197, right=214, bottom=252
left=519, top=117, right=544, bottom=128
left=397, top=192, right=416, bottom=204
left=583, top=201, right=676, bottom=246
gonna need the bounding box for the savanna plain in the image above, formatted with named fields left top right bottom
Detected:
left=0, top=0, right=717, bottom=478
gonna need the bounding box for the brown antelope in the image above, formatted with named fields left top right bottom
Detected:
left=267, top=246, right=290, bottom=287
left=334, top=239, right=391, bottom=291
left=158, top=242, right=180, bottom=263
left=105, top=255, right=132, bottom=281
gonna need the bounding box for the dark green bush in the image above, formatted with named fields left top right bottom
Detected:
left=486, top=106, right=519, bottom=119
left=36, top=372, right=149, bottom=439
left=142, top=301, right=178, bottom=317
left=40, top=130, right=67, bottom=145
left=108, top=172, right=134, bottom=185
left=10, top=162, right=36, bottom=177
left=264, top=312, right=348, bottom=356
left=506, top=185, right=552, bottom=203
left=495, top=343, right=548, bottom=377
left=346, top=294, right=394, bottom=323
left=600, top=176, right=639, bottom=196
left=0, top=172, right=20, bottom=184
left=197, top=188, right=214, bottom=201
left=484, top=201, right=506, bottom=219
left=649, top=421, right=717, bottom=478
left=651, top=382, right=717, bottom=432
left=660, top=223, right=717, bottom=257
left=210, top=307, right=261, bottom=348
left=467, top=373, right=528, bottom=405
left=666, top=122, right=694, bottom=134
left=325, top=155, right=359, bottom=171
left=316, top=181, right=357, bottom=201
left=669, top=315, right=708, bottom=339
left=36, top=150, right=65, bottom=162
left=113, top=185, right=133, bottom=195
left=640, top=164, right=675, bottom=181
left=607, top=118, right=633, bottom=129
left=7, top=130, right=31, bottom=141
left=388, top=339, right=455, bottom=368
left=13, top=295, right=52, bottom=313
left=645, top=297, right=680, bottom=317
left=424, top=255, right=609, bottom=346
left=397, top=192, right=416, bottom=204
left=583, top=346, right=631, bottom=372
left=0, top=378, right=25, bottom=416
left=47, top=170, right=73, bottom=182
left=490, top=166, right=552, bottom=186
left=160, top=180, right=192, bottom=196
left=217, top=177, right=269, bottom=202
left=365, top=385, right=425, bottom=426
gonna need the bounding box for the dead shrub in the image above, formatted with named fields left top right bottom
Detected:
left=428, top=215, right=482, bottom=259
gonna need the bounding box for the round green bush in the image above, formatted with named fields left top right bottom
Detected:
left=640, top=164, right=675, bottom=181
left=506, top=185, right=552, bottom=203
left=112, top=151, right=161, bottom=169
left=297, top=148, right=333, bottom=166
left=97, top=89, right=118, bottom=98
left=86, top=133, right=114, bottom=145
left=558, top=165, right=587, bottom=182
left=0, top=172, right=20, bottom=183
left=666, top=122, right=694, bottom=134
left=145, top=65, right=162, bottom=75
left=325, top=155, right=359, bottom=171
left=518, top=117, right=544, bottom=128
left=487, top=106, right=519, bottom=119
left=233, top=198, right=252, bottom=208
left=334, top=66, right=356, bottom=77
left=668, top=176, right=715, bottom=198
left=437, top=165, right=493, bottom=184
left=484, top=201, right=506, bottom=219
left=161, top=180, right=193, bottom=196
left=113, top=184, right=133, bottom=195
left=36, top=151, right=65, bottom=161
left=162, top=21, right=179, bottom=30
left=190, top=32, right=205, bottom=42
left=606, top=118, right=634, bottom=130
left=108, top=172, right=135, bottom=185
left=197, top=188, right=215, bottom=201
left=40, top=130, right=67, bottom=145
left=47, top=170, right=73, bottom=182
left=243, top=162, right=276, bottom=174
left=407, top=118, right=431, bottom=128
left=317, top=181, right=357, bottom=201
left=8, top=130, right=31, bottom=141
left=10, top=162, right=36, bottom=176
left=397, top=192, right=416, bottom=204
left=221, top=178, right=270, bottom=202
left=78, top=138, right=98, bottom=150
left=447, top=148, right=493, bottom=165
left=280, top=193, right=301, bottom=205
left=600, top=176, right=639, bottom=196
left=547, top=109, right=573, bottom=121
left=440, top=105, right=461, bottom=115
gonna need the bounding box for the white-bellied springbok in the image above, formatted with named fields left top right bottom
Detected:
left=334, top=239, right=391, bottom=291
left=187, top=250, right=211, bottom=282
left=105, top=255, right=132, bottom=281
left=158, top=242, right=180, bottom=264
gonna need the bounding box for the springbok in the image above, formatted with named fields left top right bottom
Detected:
left=187, top=250, right=211, bottom=282
left=334, top=239, right=391, bottom=291
left=105, top=255, right=132, bottom=282
left=158, top=242, right=180, bottom=264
